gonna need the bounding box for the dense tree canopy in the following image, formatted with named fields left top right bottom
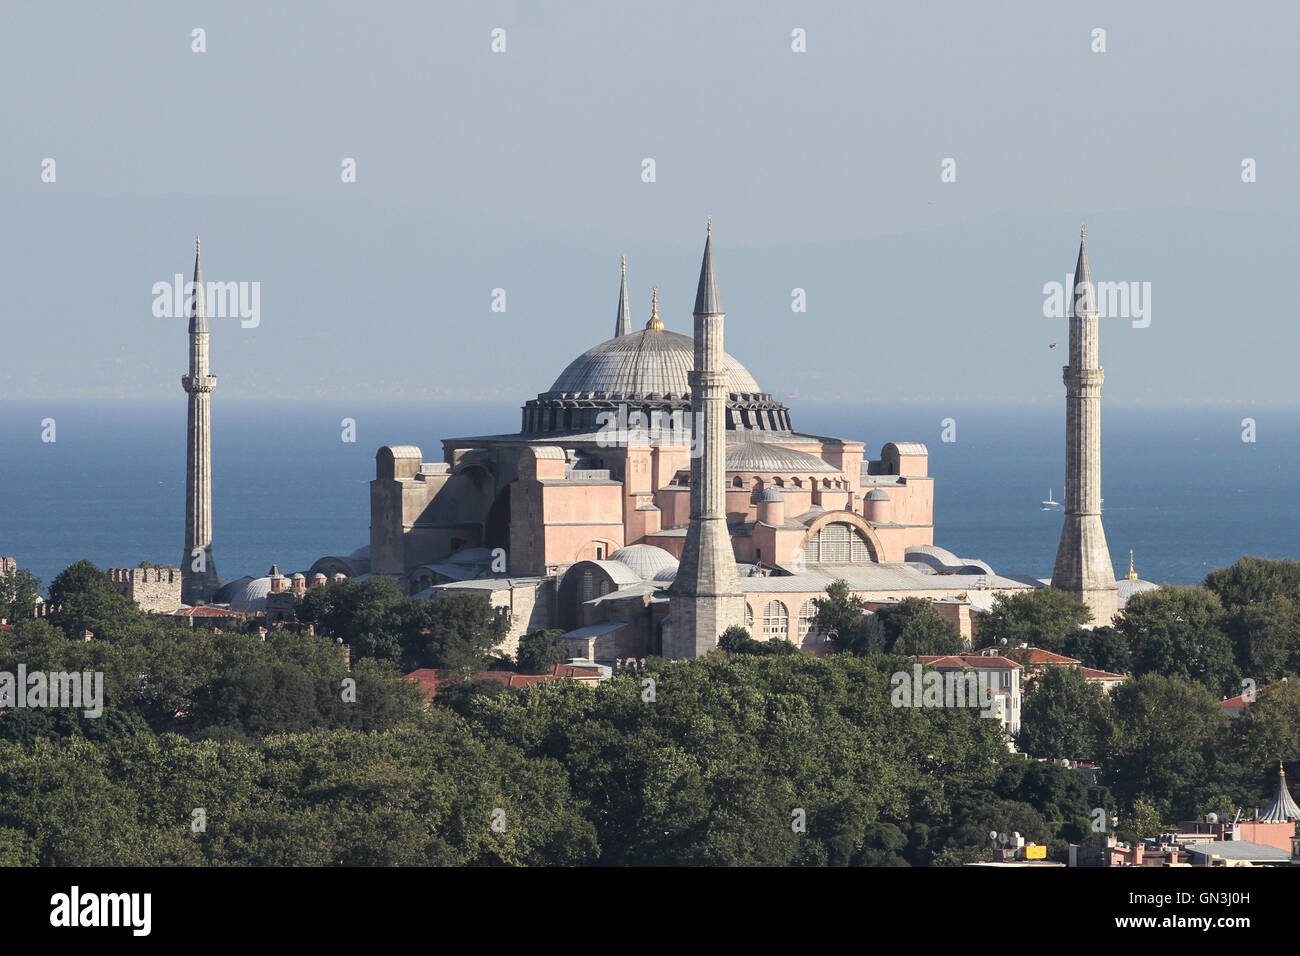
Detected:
left=0, top=556, right=1294, bottom=865
left=1117, top=586, right=1238, bottom=697
left=1016, top=665, right=1111, bottom=761
left=974, top=588, right=1093, bottom=653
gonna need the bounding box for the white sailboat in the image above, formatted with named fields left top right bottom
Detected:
left=1041, top=488, right=1060, bottom=509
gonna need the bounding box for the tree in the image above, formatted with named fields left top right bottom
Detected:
left=1204, top=555, right=1300, bottom=611
left=1117, top=586, right=1238, bottom=697
left=875, top=598, right=963, bottom=655
left=48, top=559, right=113, bottom=606
left=974, top=588, right=1093, bottom=653
left=515, top=629, right=567, bottom=674
left=813, top=580, right=884, bottom=655
left=46, top=559, right=145, bottom=640
left=295, top=576, right=426, bottom=665
left=718, top=625, right=798, bottom=656
left=1016, top=665, right=1111, bottom=760
left=1063, top=625, right=1130, bottom=674
left=418, top=593, right=510, bottom=672
left=1103, top=673, right=1225, bottom=820
left=0, top=568, right=41, bottom=623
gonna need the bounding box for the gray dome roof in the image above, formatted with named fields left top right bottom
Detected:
left=226, top=576, right=272, bottom=613
left=608, top=544, right=679, bottom=580
left=652, top=566, right=678, bottom=583
left=213, top=575, right=254, bottom=604
left=547, top=329, right=761, bottom=398
left=865, top=489, right=891, bottom=501
left=756, top=487, right=785, bottom=502
left=726, top=441, right=840, bottom=474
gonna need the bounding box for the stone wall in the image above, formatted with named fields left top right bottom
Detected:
left=108, top=567, right=183, bottom=613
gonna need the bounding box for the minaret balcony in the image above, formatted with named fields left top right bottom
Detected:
left=182, top=373, right=218, bottom=394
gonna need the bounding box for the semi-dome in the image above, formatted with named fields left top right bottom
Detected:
left=725, top=441, right=840, bottom=474
left=608, top=544, right=679, bottom=580
left=865, top=489, right=891, bottom=501
left=756, top=487, right=785, bottom=503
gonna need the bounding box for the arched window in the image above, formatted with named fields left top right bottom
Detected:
left=732, top=476, right=744, bottom=487
left=809, top=522, right=873, bottom=564
left=762, top=600, right=789, bottom=641
left=599, top=578, right=610, bottom=596
left=582, top=571, right=593, bottom=602
left=744, top=603, right=754, bottom=630
left=798, top=599, right=820, bottom=643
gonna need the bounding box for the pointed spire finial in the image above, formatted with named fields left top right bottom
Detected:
left=1081, top=222, right=1085, bottom=240
left=614, top=254, right=632, bottom=337
left=1127, top=549, right=1138, bottom=580
left=693, top=225, right=723, bottom=315
left=707, top=215, right=711, bottom=236
left=646, top=286, right=664, bottom=331
left=189, top=234, right=208, bottom=334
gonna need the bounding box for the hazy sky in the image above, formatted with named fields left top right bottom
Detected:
left=1, top=1, right=1297, bottom=405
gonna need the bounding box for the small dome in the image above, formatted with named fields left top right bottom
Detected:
left=290, top=572, right=306, bottom=580
left=865, top=489, right=891, bottom=501
left=652, top=566, right=678, bottom=583
left=756, top=488, right=785, bottom=503
left=608, top=544, right=679, bottom=580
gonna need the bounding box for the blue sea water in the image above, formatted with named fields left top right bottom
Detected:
left=1, top=400, right=1297, bottom=594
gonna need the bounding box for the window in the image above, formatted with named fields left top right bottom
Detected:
left=809, top=522, right=873, bottom=564
left=744, top=604, right=754, bottom=630
left=762, top=600, right=789, bottom=641
left=797, top=600, right=820, bottom=642
left=582, top=571, right=593, bottom=602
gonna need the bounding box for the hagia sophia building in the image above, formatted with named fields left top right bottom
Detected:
left=208, top=226, right=1154, bottom=661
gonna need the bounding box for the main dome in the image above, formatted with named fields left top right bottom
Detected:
left=521, top=326, right=794, bottom=435
left=548, top=328, right=761, bottom=397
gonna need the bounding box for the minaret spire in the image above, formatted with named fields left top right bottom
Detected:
left=1052, top=226, right=1117, bottom=623
left=667, top=222, right=744, bottom=658
left=181, top=235, right=218, bottom=605
left=615, top=255, right=631, bottom=337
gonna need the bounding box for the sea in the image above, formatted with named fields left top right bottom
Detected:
left=1, top=400, right=1297, bottom=595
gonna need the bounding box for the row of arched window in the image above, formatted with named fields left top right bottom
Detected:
left=743, top=598, right=821, bottom=644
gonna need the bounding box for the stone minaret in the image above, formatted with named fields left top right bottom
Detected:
left=181, top=235, right=219, bottom=605
left=666, top=224, right=744, bottom=657
left=614, top=255, right=631, bottom=337
left=1052, top=226, right=1117, bottom=624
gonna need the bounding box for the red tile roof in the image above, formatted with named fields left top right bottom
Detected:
left=1005, top=647, right=1081, bottom=665
left=1219, top=694, right=1252, bottom=709
left=1081, top=667, right=1127, bottom=681
left=916, top=654, right=1020, bottom=669
left=173, top=605, right=245, bottom=617
left=404, top=663, right=602, bottom=700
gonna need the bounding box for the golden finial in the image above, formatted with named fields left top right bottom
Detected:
left=706, top=216, right=711, bottom=237
left=1126, top=549, right=1138, bottom=580
left=1080, top=222, right=1086, bottom=240
left=195, top=234, right=201, bottom=255
left=621, top=254, right=626, bottom=275
left=646, top=286, right=664, bottom=331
